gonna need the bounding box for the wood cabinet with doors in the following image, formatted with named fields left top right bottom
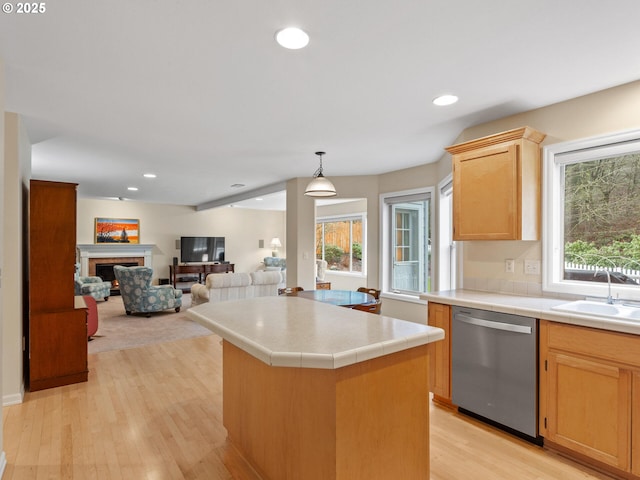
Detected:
left=29, top=180, right=88, bottom=391
left=539, top=320, right=640, bottom=476
left=446, top=127, right=546, bottom=241
left=427, top=302, right=452, bottom=406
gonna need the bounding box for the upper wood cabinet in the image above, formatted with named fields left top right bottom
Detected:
left=446, top=127, right=546, bottom=241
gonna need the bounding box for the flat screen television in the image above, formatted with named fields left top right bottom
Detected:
left=180, top=236, right=225, bottom=263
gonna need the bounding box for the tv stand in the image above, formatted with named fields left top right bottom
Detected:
left=170, top=263, right=234, bottom=291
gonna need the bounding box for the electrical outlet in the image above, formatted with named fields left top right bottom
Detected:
left=505, top=259, right=515, bottom=273
left=524, top=259, right=541, bottom=275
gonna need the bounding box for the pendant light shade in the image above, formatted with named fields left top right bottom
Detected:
left=305, top=151, right=337, bottom=197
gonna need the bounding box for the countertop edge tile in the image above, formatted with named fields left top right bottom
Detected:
left=381, top=338, right=408, bottom=357
left=355, top=344, right=386, bottom=363
left=271, top=352, right=302, bottom=368
left=188, top=298, right=446, bottom=369
left=333, top=350, right=358, bottom=369
left=300, top=353, right=335, bottom=369
left=406, top=332, right=439, bottom=349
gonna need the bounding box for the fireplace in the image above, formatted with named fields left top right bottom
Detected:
left=95, top=261, right=140, bottom=294
left=76, top=244, right=154, bottom=277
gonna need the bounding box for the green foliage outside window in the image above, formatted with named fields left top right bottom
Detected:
left=352, top=242, right=362, bottom=260
left=565, top=237, right=640, bottom=269
left=324, top=244, right=344, bottom=265
left=564, top=153, right=640, bottom=272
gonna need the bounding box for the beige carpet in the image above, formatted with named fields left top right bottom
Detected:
left=88, top=294, right=213, bottom=354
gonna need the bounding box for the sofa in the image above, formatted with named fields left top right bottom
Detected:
left=262, top=257, right=286, bottom=288
left=190, top=270, right=283, bottom=306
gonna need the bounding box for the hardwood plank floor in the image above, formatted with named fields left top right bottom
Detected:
left=3, top=335, right=615, bottom=479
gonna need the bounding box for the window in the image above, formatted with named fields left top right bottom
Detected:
left=316, top=214, right=365, bottom=274
left=543, top=129, right=640, bottom=299
left=380, top=188, right=433, bottom=296
left=438, top=175, right=457, bottom=291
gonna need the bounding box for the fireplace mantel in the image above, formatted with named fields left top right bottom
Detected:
left=77, top=244, right=154, bottom=276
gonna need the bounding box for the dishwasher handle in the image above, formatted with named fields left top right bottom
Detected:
left=454, top=313, right=532, bottom=334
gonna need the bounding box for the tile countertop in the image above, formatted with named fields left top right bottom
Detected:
left=422, top=290, right=640, bottom=336
left=187, top=296, right=445, bottom=369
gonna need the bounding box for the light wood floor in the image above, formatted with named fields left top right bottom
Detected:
left=3, top=335, right=615, bottom=480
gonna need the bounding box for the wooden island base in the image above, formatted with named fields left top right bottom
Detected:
left=223, top=341, right=430, bottom=480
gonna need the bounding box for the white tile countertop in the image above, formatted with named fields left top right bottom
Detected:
left=187, top=296, right=445, bottom=369
left=422, top=290, right=640, bottom=335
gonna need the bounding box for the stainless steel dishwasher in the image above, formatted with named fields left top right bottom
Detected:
left=451, top=306, right=538, bottom=441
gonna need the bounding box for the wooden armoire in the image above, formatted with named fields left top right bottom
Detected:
left=29, top=180, right=88, bottom=391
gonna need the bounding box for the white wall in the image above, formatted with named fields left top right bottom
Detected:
left=0, top=57, right=7, bottom=476
left=77, top=199, right=286, bottom=280
left=448, top=80, right=640, bottom=296
left=2, top=113, right=30, bottom=406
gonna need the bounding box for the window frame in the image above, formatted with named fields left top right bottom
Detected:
left=380, top=187, right=434, bottom=299
left=315, top=212, right=367, bottom=277
left=543, top=128, right=640, bottom=300
left=437, top=174, right=458, bottom=292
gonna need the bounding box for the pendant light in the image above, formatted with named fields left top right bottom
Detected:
left=305, top=151, right=337, bottom=197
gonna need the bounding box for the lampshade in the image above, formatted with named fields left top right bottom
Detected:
left=270, top=237, right=282, bottom=248
left=305, top=151, right=337, bottom=197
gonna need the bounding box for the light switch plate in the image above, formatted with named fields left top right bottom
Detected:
left=505, top=259, right=515, bottom=273
left=524, top=259, right=541, bottom=275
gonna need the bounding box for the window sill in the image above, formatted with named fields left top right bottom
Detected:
left=380, top=291, right=427, bottom=305
left=325, top=271, right=366, bottom=278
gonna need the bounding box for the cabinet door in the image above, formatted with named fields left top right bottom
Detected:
left=633, top=372, right=640, bottom=476
left=427, top=302, right=451, bottom=402
left=30, top=309, right=88, bottom=391
left=29, top=180, right=78, bottom=311
left=453, top=144, right=519, bottom=240
left=546, top=351, right=631, bottom=471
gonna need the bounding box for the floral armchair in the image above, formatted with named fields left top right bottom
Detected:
left=113, top=265, right=182, bottom=317
left=74, top=263, right=111, bottom=301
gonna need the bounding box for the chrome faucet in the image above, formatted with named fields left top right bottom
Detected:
left=594, top=269, right=614, bottom=304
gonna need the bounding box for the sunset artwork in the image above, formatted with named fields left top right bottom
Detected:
left=95, top=218, right=140, bottom=244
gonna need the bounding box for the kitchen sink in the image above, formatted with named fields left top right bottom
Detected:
left=552, top=300, right=640, bottom=321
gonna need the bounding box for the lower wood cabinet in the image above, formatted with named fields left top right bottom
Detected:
left=633, top=372, right=640, bottom=477
left=540, top=320, right=640, bottom=475
left=427, top=302, right=452, bottom=405
left=29, top=307, right=88, bottom=391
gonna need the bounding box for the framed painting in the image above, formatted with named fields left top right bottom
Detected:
left=94, top=218, right=140, bottom=244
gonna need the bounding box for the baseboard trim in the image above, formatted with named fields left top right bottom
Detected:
left=0, top=450, right=7, bottom=478
left=3, top=385, right=24, bottom=406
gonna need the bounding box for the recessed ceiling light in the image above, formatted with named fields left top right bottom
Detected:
left=433, top=94, right=459, bottom=106
left=275, top=27, right=309, bottom=50
left=143, top=173, right=157, bottom=178
left=256, top=198, right=264, bottom=201
left=127, top=187, right=139, bottom=191
left=230, top=183, right=246, bottom=188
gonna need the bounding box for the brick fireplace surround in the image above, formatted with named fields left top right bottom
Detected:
left=77, top=244, right=155, bottom=277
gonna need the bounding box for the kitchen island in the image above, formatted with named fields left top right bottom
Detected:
left=187, top=296, right=444, bottom=480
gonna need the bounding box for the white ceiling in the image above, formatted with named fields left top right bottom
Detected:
left=1, top=0, right=639, bottom=210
